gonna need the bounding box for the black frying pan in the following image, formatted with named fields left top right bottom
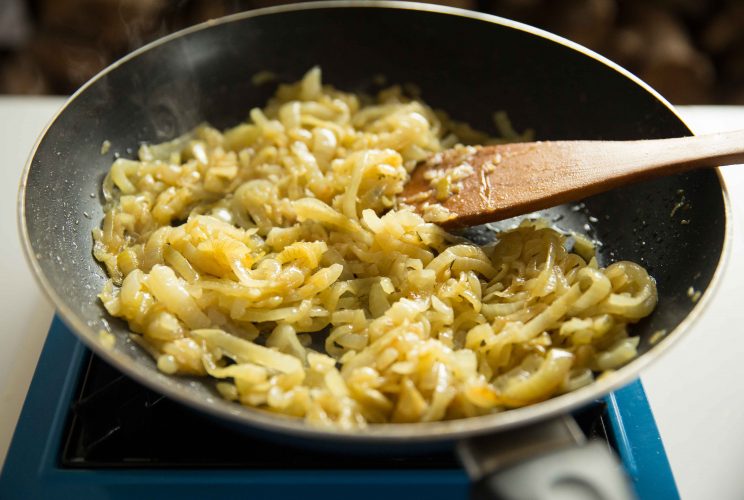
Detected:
left=19, top=2, right=728, bottom=498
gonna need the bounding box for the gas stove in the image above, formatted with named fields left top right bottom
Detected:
left=0, top=316, right=678, bottom=499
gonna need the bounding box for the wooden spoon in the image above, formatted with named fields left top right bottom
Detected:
left=401, top=130, right=743, bottom=228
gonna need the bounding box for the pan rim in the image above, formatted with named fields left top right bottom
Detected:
left=17, top=0, right=732, bottom=443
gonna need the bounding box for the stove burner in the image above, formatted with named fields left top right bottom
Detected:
left=61, top=353, right=611, bottom=469
left=0, top=317, right=678, bottom=500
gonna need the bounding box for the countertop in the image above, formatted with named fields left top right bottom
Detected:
left=1, top=97, right=743, bottom=499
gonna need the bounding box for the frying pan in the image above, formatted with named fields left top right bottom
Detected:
left=19, top=2, right=728, bottom=498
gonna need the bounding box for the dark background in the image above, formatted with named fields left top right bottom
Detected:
left=0, top=0, right=742, bottom=104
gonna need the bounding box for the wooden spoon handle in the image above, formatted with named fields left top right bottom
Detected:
left=502, top=129, right=744, bottom=218
left=562, top=129, right=744, bottom=181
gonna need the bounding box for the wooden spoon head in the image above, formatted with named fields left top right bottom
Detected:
left=400, top=138, right=669, bottom=228
left=401, top=143, right=569, bottom=228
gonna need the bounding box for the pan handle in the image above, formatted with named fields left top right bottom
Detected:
left=457, top=415, right=635, bottom=500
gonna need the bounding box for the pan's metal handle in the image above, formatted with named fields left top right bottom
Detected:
left=457, top=416, right=635, bottom=500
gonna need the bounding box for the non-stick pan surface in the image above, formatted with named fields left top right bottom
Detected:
left=20, top=2, right=728, bottom=446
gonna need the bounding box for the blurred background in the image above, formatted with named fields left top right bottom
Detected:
left=0, top=0, right=742, bottom=104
